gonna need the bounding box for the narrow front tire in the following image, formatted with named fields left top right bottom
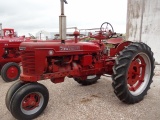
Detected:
left=9, top=83, right=49, bottom=120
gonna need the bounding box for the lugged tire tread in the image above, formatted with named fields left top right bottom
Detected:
left=112, top=42, right=155, bottom=104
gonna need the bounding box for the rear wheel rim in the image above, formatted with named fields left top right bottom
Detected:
left=21, top=92, right=44, bottom=115
left=6, top=66, right=18, bottom=80
left=127, top=53, right=151, bottom=96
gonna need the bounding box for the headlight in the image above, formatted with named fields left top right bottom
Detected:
left=48, top=50, right=54, bottom=55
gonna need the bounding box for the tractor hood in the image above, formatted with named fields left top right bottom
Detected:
left=20, top=41, right=101, bottom=56
left=0, top=36, right=31, bottom=48
left=0, top=37, right=26, bottom=42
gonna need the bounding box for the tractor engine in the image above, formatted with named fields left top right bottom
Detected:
left=3, top=48, right=20, bottom=58
left=20, top=41, right=113, bottom=83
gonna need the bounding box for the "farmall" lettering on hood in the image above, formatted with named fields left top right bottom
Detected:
left=60, top=46, right=80, bottom=51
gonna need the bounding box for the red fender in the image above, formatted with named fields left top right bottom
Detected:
left=115, top=41, right=132, bottom=54
left=107, top=38, right=123, bottom=44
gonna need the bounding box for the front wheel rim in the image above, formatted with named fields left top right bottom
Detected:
left=6, top=66, right=18, bottom=80
left=127, top=53, right=151, bottom=96
left=21, top=92, right=44, bottom=115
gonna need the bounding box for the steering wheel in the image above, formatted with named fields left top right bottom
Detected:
left=100, top=22, right=114, bottom=38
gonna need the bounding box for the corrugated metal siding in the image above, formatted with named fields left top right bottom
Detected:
left=127, top=0, right=160, bottom=63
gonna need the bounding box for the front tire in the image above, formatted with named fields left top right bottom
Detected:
left=1, top=62, right=20, bottom=82
left=9, top=83, right=49, bottom=120
left=5, top=80, right=26, bottom=111
left=74, top=75, right=100, bottom=85
left=112, top=42, right=155, bottom=104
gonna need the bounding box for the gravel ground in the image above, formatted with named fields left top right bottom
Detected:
left=0, top=65, right=160, bottom=120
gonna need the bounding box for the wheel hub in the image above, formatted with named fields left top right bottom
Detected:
left=22, top=93, right=40, bottom=111
left=7, top=66, right=18, bottom=79
left=127, top=55, right=146, bottom=91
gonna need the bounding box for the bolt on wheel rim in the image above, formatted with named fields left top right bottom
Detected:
left=21, top=92, right=44, bottom=115
left=127, top=53, right=151, bottom=96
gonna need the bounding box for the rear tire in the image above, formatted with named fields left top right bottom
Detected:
left=9, top=83, right=49, bottom=120
left=1, top=62, right=20, bottom=82
left=74, top=75, right=100, bottom=85
left=112, top=42, right=155, bottom=104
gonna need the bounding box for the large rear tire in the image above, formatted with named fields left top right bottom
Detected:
left=112, top=42, right=155, bottom=104
left=74, top=75, right=100, bottom=86
left=1, top=62, right=20, bottom=82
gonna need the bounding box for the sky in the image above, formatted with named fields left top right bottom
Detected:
left=0, top=0, right=127, bottom=36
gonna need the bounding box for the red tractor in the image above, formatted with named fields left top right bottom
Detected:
left=5, top=1, right=155, bottom=120
left=0, top=24, right=30, bottom=82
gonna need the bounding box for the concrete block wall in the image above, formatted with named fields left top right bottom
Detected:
left=126, top=0, right=160, bottom=63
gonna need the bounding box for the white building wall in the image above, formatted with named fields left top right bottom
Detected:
left=126, top=0, right=160, bottom=63
left=36, top=30, right=54, bottom=40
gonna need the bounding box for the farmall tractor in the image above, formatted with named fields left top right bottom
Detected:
left=5, top=1, right=155, bottom=120
left=0, top=24, right=30, bottom=82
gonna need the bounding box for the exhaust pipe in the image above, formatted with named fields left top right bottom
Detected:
left=59, top=0, right=67, bottom=44
left=0, top=23, right=3, bottom=38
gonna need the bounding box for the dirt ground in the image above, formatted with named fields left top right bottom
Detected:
left=0, top=65, right=160, bottom=120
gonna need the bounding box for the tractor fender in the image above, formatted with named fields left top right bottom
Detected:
left=107, top=38, right=123, bottom=44
left=115, top=41, right=132, bottom=55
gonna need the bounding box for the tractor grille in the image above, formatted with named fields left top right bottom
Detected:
left=21, top=51, right=35, bottom=75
